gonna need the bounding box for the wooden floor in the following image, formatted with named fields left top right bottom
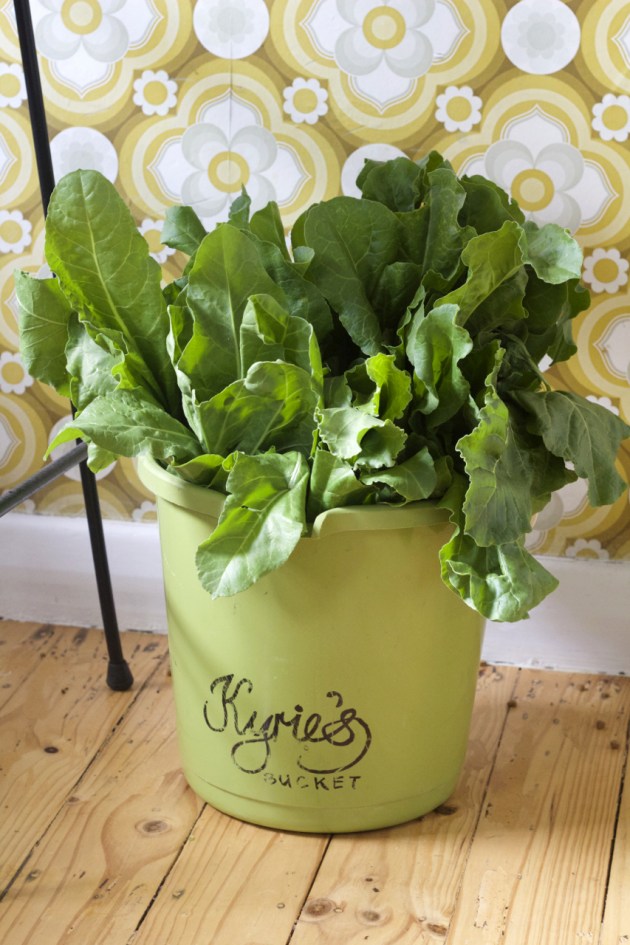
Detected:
left=1, top=620, right=629, bottom=945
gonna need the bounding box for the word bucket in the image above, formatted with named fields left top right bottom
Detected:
left=139, top=457, right=484, bottom=833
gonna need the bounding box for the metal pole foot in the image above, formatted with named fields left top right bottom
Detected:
left=106, top=661, right=134, bottom=692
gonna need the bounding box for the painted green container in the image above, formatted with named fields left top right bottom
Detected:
left=138, top=456, right=484, bottom=833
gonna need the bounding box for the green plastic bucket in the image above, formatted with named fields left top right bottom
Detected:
left=138, top=456, right=484, bottom=833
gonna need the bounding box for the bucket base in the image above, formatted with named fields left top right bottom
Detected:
left=184, top=768, right=457, bottom=834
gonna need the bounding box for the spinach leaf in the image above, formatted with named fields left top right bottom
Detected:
left=440, top=220, right=526, bottom=325
left=307, top=449, right=374, bottom=519
left=406, top=302, right=472, bottom=425
left=361, top=447, right=437, bottom=502
left=181, top=223, right=286, bottom=399
left=196, top=361, right=318, bottom=457
left=294, top=196, right=421, bottom=353
left=195, top=451, right=309, bottom=597
left=15, top=271, right=72, bottom=396
left=161, top=205, right=206, bottom=256
left=438, top=476, right=559, bottom=622
left=48, top=388, right=201, bottom=465
left=239, top=293, right=323, bottom=388
left=44, top=170, right=180, bottom=413
left=514, top=391, right=630, bottom=506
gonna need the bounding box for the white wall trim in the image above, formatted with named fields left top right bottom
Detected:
left=1, top=512, right=628, bottom=675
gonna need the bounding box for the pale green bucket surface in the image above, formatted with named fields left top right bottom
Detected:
left=138, top=457, right=484, bottom=834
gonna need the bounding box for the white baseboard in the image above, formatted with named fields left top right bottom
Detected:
left=1, top=512, right=628, bottom=675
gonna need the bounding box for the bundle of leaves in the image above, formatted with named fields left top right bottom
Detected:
left=16, top=153, right=630, bottom=621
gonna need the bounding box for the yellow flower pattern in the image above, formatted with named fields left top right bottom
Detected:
left=0, top=0, right=629, bottom=556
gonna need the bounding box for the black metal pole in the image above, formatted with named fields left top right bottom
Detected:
left=0, top=443, right=87, bottom=515
left=12, top=0, right=133, bottom=691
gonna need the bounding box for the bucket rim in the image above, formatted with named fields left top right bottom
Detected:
left=136, top=455, right=452, bottom=537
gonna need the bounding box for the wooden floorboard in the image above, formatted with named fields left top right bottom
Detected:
left=1, top=620, right=628, bottom=945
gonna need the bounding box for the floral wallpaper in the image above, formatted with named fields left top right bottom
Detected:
left=0, top=0, right=629, bottom=561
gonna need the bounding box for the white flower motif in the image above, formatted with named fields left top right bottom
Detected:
left=341, top=142, right=407, bottom=197
left=283, top=78, right=328, bottom=125
left=14, top=498, right=36, bottom=513
left=0, top=210, right=32, bottom=253
left=180, top=121, right=278, bottom=222
left=50, top=127, right=118, bottom=182
left=35, top=0, right=129, bottom=64
left=501, top=0, right=580, bottom=75
left=565, top=538, right=610, bottom=560
left=582, top=248, right=629, bottom=294
left=335, top=0, right=436, bottom=79
left=193, top=0, right=269, bottom=59
left=0, top=62, right=27, bottom=108
left=592, top=93, right=630, bottom=143
left=0, top=351, right=34, bottom=395
left=133, top=69, right=178, bottom=118
left=435, top=85, right=482, bottom=133
left=138, top=219, right=176, bottom=264
left=132, top=500, right=157, bottom=522
left=586, top=395, right=620, bottom=416
left=484, top=135, right=585, bottom=232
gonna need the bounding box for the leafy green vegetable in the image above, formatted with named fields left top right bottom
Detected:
left=161, top=205, right=206, bottom=256
left=16, top=153, right=630, bottom=621
left=307, top=449, right=374, bottom=518
left=361, top=447, right=437, bottom=502
left=43, top=170, right=180, bottom=414
left=14, top=272, right=72, bottom=397
left=196, top=360, right=318, bottom=457
left=48, top=388, right=201, bottom=465
left=514, top=391, right=630, bottom=507
left=195, top=451, right=309, bottom=598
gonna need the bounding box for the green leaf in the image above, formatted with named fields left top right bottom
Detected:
left=239, top=294, right=323, bottom=388
left=318, top=401, right=406, bottom=468
left=317, top=406, right=384, bottom=460
left=361, top=447, right=437, bottom=502
left=459, top=175, right=525, bottom=233
left=440, top=220, right=526, bottom=326
left=356, top=152, right=450, bottom=211
left=295, top=196, right=419, bottom=354
left=406, top=302, right=472, bottom=425
left=15, top=271, right=72, bottom=396
left=522, top=275, right=589, bottom=364
left=356, top=421, right=407, bottom=469
left=48, top=388, right=201, bottom=466
left=514, top=390, right=630, bottom=506
left=250, top=201, right=291, bottom=259
left=457, top=385, right=540, bottom=546
left=195, top=451, right=309, bottom=598
left=522, top=221, right=583, bottom=284
left=181, top=224, right=287, bottom=399
left=161, top=206, right=206, bottom=256
left=465, top=269, right=528, bottom=337
left=307, top=449, right=374, bottom=519
left=196, top=360, right=318, bottom=458
left=345, top=352, right=412, bottom=420
left=438, top=477, right=558, bottom=622
left=44, top=170, right=179, bottom=412
left=65, top=311, right=118, bottom=410
left=168, top=452, right=231, bottom=487
left=416, top=166, right=474, bottom=291
left=356, top=155, right=425, bottom=211
left=227, top=189, right=251, bottom=228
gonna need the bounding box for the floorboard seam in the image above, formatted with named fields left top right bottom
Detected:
left=125, top=802, right=208, bottom=944
left=443, top=665, right=521, bottom=945
left=598, top=707, right=630, bottom=945
left=0, top=646, right=168, bottom=903
left=286, top=834, right=333, bottom=945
